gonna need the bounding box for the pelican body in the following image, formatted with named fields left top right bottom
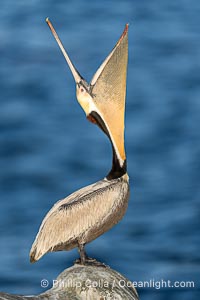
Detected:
left=30, top=20, right=129, bottom=264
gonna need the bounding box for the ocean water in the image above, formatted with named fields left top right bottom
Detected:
left=0, top=1, right=200, bottom=299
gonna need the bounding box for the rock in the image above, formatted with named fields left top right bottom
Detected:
left=0, top=264, right=139, bottom=300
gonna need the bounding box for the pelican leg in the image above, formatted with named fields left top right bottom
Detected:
left=74, top=243, right=107, bottom=268
left=78, top=243, right=87, bottom=265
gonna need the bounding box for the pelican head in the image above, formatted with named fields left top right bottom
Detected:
left=46, top=18, right=128, bottom=179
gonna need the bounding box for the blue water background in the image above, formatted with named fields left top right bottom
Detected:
left=0, top=1, right=200, bottom=299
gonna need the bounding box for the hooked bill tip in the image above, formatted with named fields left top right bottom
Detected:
left=123, top=23, right=129, bottom=35
left=30, top=248, right=37, bottom=263
left=117, top=23, right=129, bottom=45
left=46, top=17, right=50, bottom=23
left=30, top=256, right=36, bottom=263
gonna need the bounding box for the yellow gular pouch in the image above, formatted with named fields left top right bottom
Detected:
left=46, top=17, right=128, bottom=166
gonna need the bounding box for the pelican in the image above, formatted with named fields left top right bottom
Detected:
left=30, top=19, right=129, bottom=264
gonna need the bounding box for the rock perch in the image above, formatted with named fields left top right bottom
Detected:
left=0, top=264, right=139, bottom=300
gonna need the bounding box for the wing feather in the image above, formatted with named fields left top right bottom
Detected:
left=30, top=178, right=128, bottom=262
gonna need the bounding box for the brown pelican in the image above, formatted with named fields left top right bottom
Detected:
left=30, top=19, right=129, bottom=264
